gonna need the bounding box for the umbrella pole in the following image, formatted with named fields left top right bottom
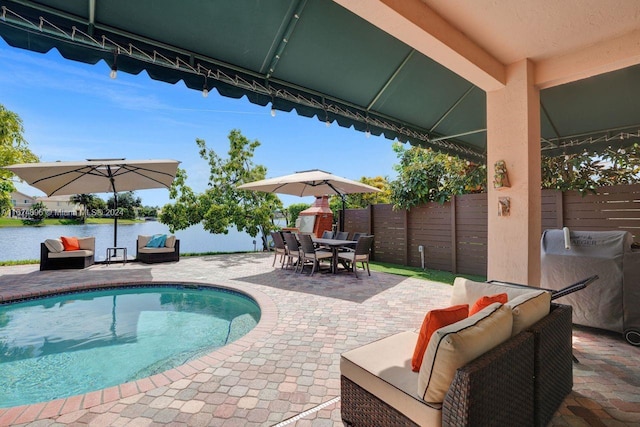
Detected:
left=340, top=195, right=346, bottom=232
left=108, top=166, right=118, bottom=247
left=113, top=192, right=118, bottom=247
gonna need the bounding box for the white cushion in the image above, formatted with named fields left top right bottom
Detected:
left=77, top=237, right=95, bottom=251
left=341, top=331, right=442, bottom=426
left=417, top=303, right=513, bottom=405
left=138, top=247, right=175, bottom=254
left=48, top=250, right=93, bottom=258
left=506, top=290, right=551, bottom=335
left=44, top=239, right=64, bottom=253
left=139, top=234, right=176, bottom=249
left=450, top=277, right=543, bottom=306
left=138, top=235, right=152, bottom=249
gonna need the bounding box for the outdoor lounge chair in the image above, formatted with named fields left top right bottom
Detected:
left=136, top=235, right=180, bottom=263
left=338, top=235, right=374, bottom=278
left=40, top=236, right=95, bottom=271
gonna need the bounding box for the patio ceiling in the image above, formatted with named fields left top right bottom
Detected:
left=0, top=0, right=639, bottom=161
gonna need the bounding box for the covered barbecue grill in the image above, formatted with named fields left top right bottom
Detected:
left=540, top=229, right=640, bottom=345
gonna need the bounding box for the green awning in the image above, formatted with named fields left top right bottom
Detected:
left=0, top=0, right=638, bottom=161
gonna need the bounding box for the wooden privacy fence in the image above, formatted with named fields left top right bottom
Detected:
left=343, top=184, right=640, bottom=276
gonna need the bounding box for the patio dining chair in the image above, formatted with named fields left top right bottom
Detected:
left=322, top=230, right=334, bottom=239
left=283, top=232, right=302, bottom=272
left=298, top=233, right=333, bottom=275
left=334, top=231, right=349, bottom=240
left=337, top=235, right=374, bottom=278
left=344, top=232, right=366, bottom=250
left=271, top=231, right=287, bottom=268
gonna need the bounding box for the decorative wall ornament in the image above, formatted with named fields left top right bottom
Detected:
left=498, top=197, right=510, bottom=216
left=493, top=160, right=510, bottom=189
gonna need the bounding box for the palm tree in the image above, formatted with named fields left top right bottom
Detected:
left=70, top=193, right=96, bottom=223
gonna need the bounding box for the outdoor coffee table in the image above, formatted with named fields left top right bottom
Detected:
left=106, top=247, right=127, bottom=266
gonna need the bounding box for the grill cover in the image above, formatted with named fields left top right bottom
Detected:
left=541, top=229, right=633, bottom=333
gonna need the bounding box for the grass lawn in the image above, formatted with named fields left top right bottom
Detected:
left=369, top=261, right=486, bottom=285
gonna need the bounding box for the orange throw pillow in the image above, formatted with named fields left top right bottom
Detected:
left=411, top=304, right=469, bottom=372
left=61, top=236, right=80, bottom=251
left=469, top=293, right=508, bottom=316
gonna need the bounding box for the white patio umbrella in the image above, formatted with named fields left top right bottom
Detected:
left=237, top=169, right=381, bottom=230
left=4, top=158, right=180, bottom=246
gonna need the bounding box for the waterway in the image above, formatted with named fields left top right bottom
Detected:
left=0, top=221, right=261, bottom=262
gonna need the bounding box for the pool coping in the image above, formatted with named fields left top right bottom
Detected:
left=0, top=280, right=278, bottom=425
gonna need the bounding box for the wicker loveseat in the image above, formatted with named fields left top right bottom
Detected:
left=40, top=237, right=95, bottom=271
left=340, top=279, right=573, bottom=427
left=136, top=234, right=180, bottom=264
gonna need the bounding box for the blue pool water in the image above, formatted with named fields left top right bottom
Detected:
left=0, top=285, right=261, bottom=408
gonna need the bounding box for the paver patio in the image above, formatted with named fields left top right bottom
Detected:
left=0, top=253, right=639, bottom=426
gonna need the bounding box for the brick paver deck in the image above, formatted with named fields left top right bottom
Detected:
left=0, top=254, right=639, bottom=426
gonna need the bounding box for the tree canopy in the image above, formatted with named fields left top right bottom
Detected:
left=70, top=194, right=100, bottom=223
left=390, top=143, right=486, bottom=209
left=286, top=203, right=311, bottom=228
left=107, top=191, right=142, bottom=220
left=389, top=141, right=640, bottom=210
left=542, top=144, right=640, bottom=193
left=328, top=175, right=392, bottom=218
left=0, top=104, right=38, bottom=215
left=159, top=130, right=283, bottom=249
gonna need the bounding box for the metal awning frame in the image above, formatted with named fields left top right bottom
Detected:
left=0, top=3, right=486, bottom=161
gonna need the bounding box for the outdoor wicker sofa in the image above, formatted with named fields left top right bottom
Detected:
left=40, top=237, right=95, bottom=271
left=136, top=234, right=180, bottom=264
left=340, top=279, right=573, bottom=427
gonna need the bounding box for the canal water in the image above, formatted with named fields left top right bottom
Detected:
left=0, top=221, right=261, bottom=262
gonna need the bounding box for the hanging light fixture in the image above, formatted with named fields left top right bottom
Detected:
left=109, top=51, right=118, bottom=79
left=202, top=74, right=209, bottom=98
left=270, top=93, right=276, bottom=117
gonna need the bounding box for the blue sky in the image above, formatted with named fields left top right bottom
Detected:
left=0, top=39, right=399, bottom=208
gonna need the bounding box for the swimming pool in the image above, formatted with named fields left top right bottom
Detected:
left=0, top=285, right=261, bottom=408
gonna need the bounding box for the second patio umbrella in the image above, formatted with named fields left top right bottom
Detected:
left=4, top=158, right=180, bottom=246
left=237, top=169, right=381, bottom=231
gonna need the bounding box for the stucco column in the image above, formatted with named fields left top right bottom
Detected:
left=486, top=59, right=541, bottom=285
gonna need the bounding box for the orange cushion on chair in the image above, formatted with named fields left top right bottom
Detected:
left=411, top=304, right=469, bottom=372
left=469, top=293, right=508, bottom=315
left=61, top=236, right=80, bottom=251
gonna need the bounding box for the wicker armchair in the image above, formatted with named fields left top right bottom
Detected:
left=136, top=235, right=180, bottom=264
left=40, top=237, right=95, bottom=271
left=340, top=303, right=572, bottom=427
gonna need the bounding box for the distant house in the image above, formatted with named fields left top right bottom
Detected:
left=9, top=191, right=36, bottom=215
left=37, top=195, right=83, bottom=218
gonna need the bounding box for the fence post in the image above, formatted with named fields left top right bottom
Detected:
left=403, top=209, right=409, bottom=266
left=451, top=196, right=458, bottom=274
left=555, top=190, right=564, bottom=228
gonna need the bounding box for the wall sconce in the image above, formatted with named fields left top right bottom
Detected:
left=498, top=197, right=510, bottom=216
left=493, top=160, right=510, bottom=189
